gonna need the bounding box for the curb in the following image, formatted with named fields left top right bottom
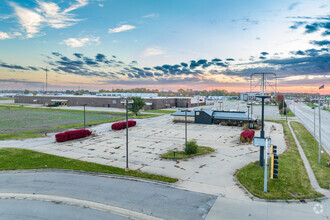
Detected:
left=0, top=193, right=162, bottom=220
left=0, top=169, right=176, bottom=188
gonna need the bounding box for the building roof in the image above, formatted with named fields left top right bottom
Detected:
left=171, top=110, right=195, bottom=117
left=213, top=111, right=249, bottom=120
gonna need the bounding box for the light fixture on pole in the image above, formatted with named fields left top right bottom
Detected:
left=121, top=98, right=134, bottom=171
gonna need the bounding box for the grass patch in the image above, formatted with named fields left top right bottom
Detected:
left=0, top=148, right=178, bottom=183
left=305, top=103, right=318, bottom=108
left=0, top=98, right=14, bottom=100
left=236, top=120, right=323, bottom=200
left=280, top=108, right=295, bottom=117
left=144, top=110, right=177, bottom=114
left=161, top=146, right=215, bottom=159
left=0, top=105, right=160, bottom=140
left=322, top=107, right=330, bottom=112
left=290, top=121, right=330, bottom=189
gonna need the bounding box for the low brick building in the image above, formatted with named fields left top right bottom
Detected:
left=14, top=95, right=204, bottom=110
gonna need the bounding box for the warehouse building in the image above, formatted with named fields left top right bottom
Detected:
left=14, top=95, right=206, bottom=110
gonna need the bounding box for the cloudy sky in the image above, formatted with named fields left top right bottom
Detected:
left=0, top=0, right=329, bottom=94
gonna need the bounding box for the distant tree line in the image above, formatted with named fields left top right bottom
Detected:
left=98, top=88, right=240, bottom=97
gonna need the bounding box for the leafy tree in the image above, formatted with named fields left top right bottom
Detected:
left=128, top=97, right=146, bottom=116
left=279, top=99, right=287, bottom=110
left=275, top=94, right=284, bottom=104
left=24, top=89, right=29, bottom=94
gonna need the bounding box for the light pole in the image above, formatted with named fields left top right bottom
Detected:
left=83, top=104, right=87, bottom=129
left=256, top=95, right=271, bottom=166
left=247, top=105, right=250, bottom=128
left=318, top=95, right=321, bottom=164
left=181, top=104, right=191, bottom=148
left=285, top=100, right=287, bottom=122
left=121, top=98, right=134, bottom=170
left=312, top=107, right=315, bottom=138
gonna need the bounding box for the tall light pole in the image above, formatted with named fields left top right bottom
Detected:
left=256, top=95, right=270, bottom=166
left=121, top=98, right=134, bottom=170
left=318, top=95, right=321, bottom=164
left=312, top=107, right=315, bottom=138
left=247, top=105, right=250, bottom=128
left=181, top=104, right=191, bottom=148
left=83, top=104, right=87, bottom=129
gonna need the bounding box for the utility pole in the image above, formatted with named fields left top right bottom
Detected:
left=45, top=67, right=48, bottom=93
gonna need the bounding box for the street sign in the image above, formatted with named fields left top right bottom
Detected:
left=253, top=137, right=271, bottom=146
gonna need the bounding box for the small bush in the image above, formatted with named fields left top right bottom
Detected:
left=111, top=121, right=137, bottom=130
left=184, top=140, right=198, bottom=154
left=55, top=133, right=68, bottom=142
left=240, top=129, right=255, bottom=143
left=56, top=129, right=92, bottom=142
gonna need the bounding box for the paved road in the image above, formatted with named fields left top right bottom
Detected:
left=288, top=101, right=330, bottom=153
left=1, top=171, right=329, bottom=220
left=0, top=171, right=216, bottom=219
left=0, top=199, right=128, bottom=220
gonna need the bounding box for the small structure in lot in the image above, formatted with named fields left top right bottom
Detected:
left=172, top=109, right=255, bottom=126
left=172, top=110, right=195, bottom=123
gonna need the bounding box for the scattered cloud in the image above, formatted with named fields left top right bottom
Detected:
left=0, top=31, right=11, bottom=40
left=108, top=24, right=136, bottom=33
left=0, top=78, right=44, bottom=86
left=63, top=0, right=88, bottom=13
left=61, top=37, right=100, bottom=48
left=310, top=40, right=330, bottom=46
left=142, top=13, right=158, bottom=18
left=288, top=2, right=300, bottom=11
left=142, top=47, right=165, bottom=57
left=9, top=0, right=88, bottom=38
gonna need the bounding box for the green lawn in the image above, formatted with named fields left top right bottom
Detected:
left=236, top=120, right=323, bottom=200
left=0, top=148, right=178, bottom=183
left=144, top=109, right=177, bottom=114
left=305, top=103, right=318, bottom=108
left=281, top=108, right=295, bottom=117
left=290, top=121, right=330, bottom=189
left=161, top=146, right=215, bottom=159
left=322, top=107, right=330, bottom=112
left=0, top=105, right=158, bottom=140
left=0, top=97, right=14, bottom=100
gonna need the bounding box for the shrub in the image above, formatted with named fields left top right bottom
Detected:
left=184, top=140, right=198, bottom=154
left=55, top=133, right=68, bottom=142
left=55, top=129, right=92, bottom=142
left=111, top=121, right=137, bottom=130
left=240, top=129, right=255, bottom=143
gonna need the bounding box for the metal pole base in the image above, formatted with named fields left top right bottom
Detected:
left=259, top=146, right=264, bottom=166
left=125, top=168, right=130, bottom=172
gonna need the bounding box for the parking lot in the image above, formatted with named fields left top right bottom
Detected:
left=14, top=111, right=286, bottom=198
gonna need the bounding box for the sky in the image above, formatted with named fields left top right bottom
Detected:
left=0, top=0, right=329, bottom=94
